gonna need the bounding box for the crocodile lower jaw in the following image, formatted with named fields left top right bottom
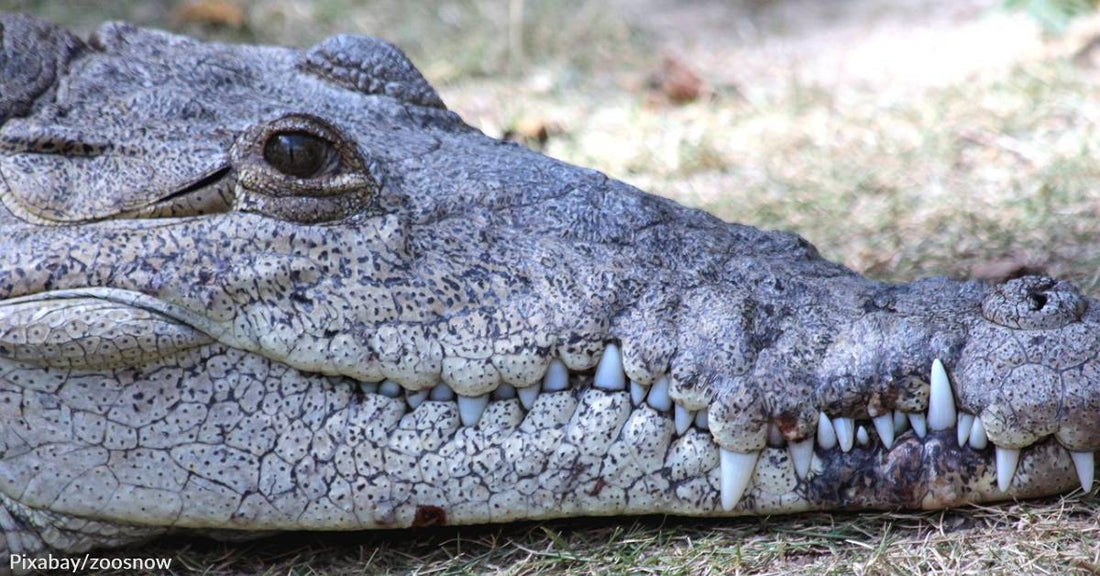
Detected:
left=343, top=346, right=1086, bottom=517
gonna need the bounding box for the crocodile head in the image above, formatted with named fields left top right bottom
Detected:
left=0, top=13, right=1098, bottom=560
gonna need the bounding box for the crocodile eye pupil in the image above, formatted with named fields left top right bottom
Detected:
left=263, top=132, right=330, bottom=178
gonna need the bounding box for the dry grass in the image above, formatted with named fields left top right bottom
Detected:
left=6, top=0, right=1100, bottom=573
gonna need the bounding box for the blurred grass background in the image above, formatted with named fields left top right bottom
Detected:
left=4, top=0, right=1100, bottom=573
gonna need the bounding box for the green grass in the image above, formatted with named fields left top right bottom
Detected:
left=7, top=0, right=1100, bottom=573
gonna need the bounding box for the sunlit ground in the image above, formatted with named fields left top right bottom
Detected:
left=4, top=0, right=1100, bottom=573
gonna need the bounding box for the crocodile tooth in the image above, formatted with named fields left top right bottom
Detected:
left=817, top=413, right=838, bottom=449
left=856, top=425, right=869, bottom=447
left=872, top=414, right=894, bottom=449
left=429, top=383, right=455, bottom=402
left=359, top=382, right=379, bottom=395
left=457, top=394, right=490, bottom=427
left=788, top=437, right=814, bottom=479
left=893, top=410, right=909, bottom=434
left=674, top=404, right=694, bottom=435
left=543, top=359, right=569, bottom=392
left=1070, top=451, right=1095, bottom=492
left=833, top=417, right=855, bottom=452
left=969, top=417, right=987, bottom=449
left=379, top=380, right=402, bottom=398
left=694, top=409, right=709, bottom=430
left=908, top=413, right=928, bottom=438
left=517, top=383, right=541, bottom=410
left=406, top=389, right=429, bottom=409
left=719, top=449, right=759, bottom=511
left=957, top=414, right=975, bottom=447
left=995, top=446, right=1020, bottom=492
left=593, top=344, right=626, bottom=391
left=928, top=359, right=957, bottom=431
left=493, top=383, right=517, bottom=400
left=630, top=380, right=648, bottom=406
left=647, top=375, right=672, bottom=412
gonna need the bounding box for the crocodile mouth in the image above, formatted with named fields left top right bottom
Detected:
left=0, top=287, right=1084, bottom=534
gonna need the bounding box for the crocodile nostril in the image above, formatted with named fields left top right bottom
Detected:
left=1028, top=292, right=1048, bottom=312
left=982, top=276, right=1085, bottom=330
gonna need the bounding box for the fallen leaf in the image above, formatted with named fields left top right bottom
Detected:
left=173, top=0, right=246, bottom=29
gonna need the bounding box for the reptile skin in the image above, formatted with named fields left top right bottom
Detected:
left=0, top=13, right=1096, bottom=567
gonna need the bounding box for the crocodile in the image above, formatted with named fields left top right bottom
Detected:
left=0, top=12, right=1097, bottom=567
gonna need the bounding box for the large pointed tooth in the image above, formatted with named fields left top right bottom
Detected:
left=788, top=437, right=814, bottom=479
left=908, top=413, right=927, bottom=438
left=674, top=404, right=694, bottom=435
left=719, top=449, right=759, bottom=511
left=429, top=383, right=455, bottom=401
left=969, top=417, right=987, bottom=449
left=542, top=359, right=569, bottom=392
left=406, top=389, right=429, bottom=409
left=379, top=380, right=402, bottom=398
left=834, top=417, right=855, bottom=452
left=957, top=414, right=974, bottom=447
left=593, top=344, right=626, bottom=391
left=928, top=359, right=957, bottom=431
left=647, top=376, right=672, bottom=412
left=694, top=409, right=709, bottom=430
left=856, top=425, right=869, bottom=446
left=1071, top=451, right=1095, bottom=492
left=872, top=414, right=894, bottom=449
left=817, top=413, right=838, bottom=449
left=893, top=410, right=909, bottom=434
left=457, top=394, right=490, bottom=427
left=630, top=380, right=648, bottom=406
left=517, top=383, right=541, bottom=410
left=995, top=446, right=1020, bottom=492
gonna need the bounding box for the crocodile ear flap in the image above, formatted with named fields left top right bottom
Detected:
left=0, top=14, right=84, bottom=123
left=299, top=34, right=445, bottom=109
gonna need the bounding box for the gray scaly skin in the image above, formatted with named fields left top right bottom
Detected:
left=0, top=13, right=1097, bottom=567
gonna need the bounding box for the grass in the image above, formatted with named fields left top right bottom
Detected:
left=7, top=0, right=1100, bottom=573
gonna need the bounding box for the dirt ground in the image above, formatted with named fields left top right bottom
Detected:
left=4, top=0, right=1100, bottom=573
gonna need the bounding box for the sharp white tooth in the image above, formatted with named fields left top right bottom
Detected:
left=406, top=389, right=429, bottom=409
left=493, top=384, right=517, bottom=400
left=517, top=383, right=541, bottom=410
left=457, top=394, right=490, bottom=427
left=969, top=417, right=987, bottom=449
left=1070, top=451, right=1095, bottom=492
left=908, top=413, right=927, bottom=438
left=630, top=380, right=648, bottom=406
left=593, top=343, right=626, bottom=391
left=542, top=359, right=569, bottom=392
left=359, top=382, right=379, bottom=395
left=872, top=414, right=894, bottom=449
left=995, top=446, right=1020, bottom=492
left=834, top=417, right=855, bottom=452
left=674, top=404, right=694, bottom=435
left=928, top=359, right=957, bottom=431
left=817, top=413, right=838, bottom=449
left=788, top=437, right=814, bottom=479
left=719, top=449, right=759, bottom=511
left=694, top=409, right=709, bottom=430
left=379, top=380, right=402, bottom=398
left=856, top=425, right=869, bottom=446
left=647, top=375, right=672, bottom=412
left=893, top=410, right=909, bottom=434
left=429, top=383, right=455, bottom=401
left=957, top=414, right=974, bottom=447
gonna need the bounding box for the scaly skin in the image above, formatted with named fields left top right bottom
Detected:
left=0, top=13, right=1097, bottom=567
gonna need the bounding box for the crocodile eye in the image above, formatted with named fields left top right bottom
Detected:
left=262, top=131, right=332, bottom=178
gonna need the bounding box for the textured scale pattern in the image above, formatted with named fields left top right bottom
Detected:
left=0, top=13, right=1097, bottom=572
